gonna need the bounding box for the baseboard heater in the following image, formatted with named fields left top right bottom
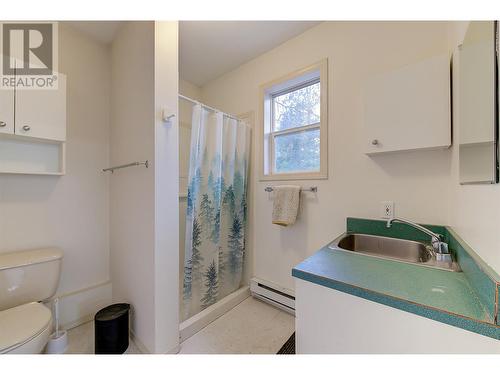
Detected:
left=250, top=277, right=295, bottom=315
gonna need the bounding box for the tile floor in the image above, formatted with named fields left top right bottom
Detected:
left=66, top=321, right=141, bottom=354
left=179, top=296, right=295, bottom=354
left=66, top=296, right=294, bottom=354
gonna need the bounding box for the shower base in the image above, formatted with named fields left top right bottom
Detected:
left=179, top=286, right=250, bottom=342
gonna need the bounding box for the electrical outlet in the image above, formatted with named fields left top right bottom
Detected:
left=380, top=201, right=394, bottom=219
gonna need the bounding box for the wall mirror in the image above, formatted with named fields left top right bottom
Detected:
left=459, top=21, right=499, bottom=184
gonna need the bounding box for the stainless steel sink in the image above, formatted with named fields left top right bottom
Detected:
left=329, top=233, right=461, bottom=272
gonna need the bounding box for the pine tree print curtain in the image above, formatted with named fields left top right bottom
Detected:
left=182, top=104, right=250, bottom=320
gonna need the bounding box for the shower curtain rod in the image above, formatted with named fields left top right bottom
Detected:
left=179, top=94, right=241, bottom=121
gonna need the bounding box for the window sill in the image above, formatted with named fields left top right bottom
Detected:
left=259, top=172, right=328, bottom=182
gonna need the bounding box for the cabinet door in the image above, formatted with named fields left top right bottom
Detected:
left=15, top=73, right=66, bottom=141
left=364, top=54, right=450, bottom=155
left=0, top=86, right=15, bottom=135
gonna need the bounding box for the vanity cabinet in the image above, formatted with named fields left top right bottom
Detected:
left=295, top=279, right=500, bottom=354
left=0, top=73, right=66, bottom=175
left=363, top=54, right=451, bottom=155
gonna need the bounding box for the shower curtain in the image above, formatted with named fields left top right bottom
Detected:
left=182, top=104, right=250, bottom=320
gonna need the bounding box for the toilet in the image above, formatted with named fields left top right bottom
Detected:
left=0, top=248, right=63, bottom=354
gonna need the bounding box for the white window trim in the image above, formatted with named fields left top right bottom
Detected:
left=258, top=59, right=328, bottom=181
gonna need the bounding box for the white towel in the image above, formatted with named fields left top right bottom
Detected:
left=272, top=185, right=301, bottom=226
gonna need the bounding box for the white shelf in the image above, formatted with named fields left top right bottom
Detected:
left=0, top=133, right=65, bottom=176
left=0, top=170, right=65, bottom=176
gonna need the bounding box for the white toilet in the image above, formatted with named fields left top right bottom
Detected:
left=0, top=247, right=63, bottom=354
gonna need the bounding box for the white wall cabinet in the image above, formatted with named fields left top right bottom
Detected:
left=0, top=73, right=66, bottom=175
left=15, top=74, right=67, bottom=141
left=0, top=87, right=15, bottom=135
left=364, top=54, right=451, bottom=155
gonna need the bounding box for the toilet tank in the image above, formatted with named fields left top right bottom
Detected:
left=0, top=247, right=63, bottom=311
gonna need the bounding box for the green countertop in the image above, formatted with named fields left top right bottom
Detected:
left=292, top=218, right=500, bottom=340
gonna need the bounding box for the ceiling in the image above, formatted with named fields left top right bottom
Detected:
left=65, top=21, right=321, bottom=86
left=180, top=21, right=321, bottom=86
left=65, top=21, right=123, bottom=44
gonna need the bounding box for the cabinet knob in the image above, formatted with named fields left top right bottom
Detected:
left=371, top=139, right=379, bottom=145
left=0, top=121, right=6, bottom=127
left=22, top=125, right=31, bottom=131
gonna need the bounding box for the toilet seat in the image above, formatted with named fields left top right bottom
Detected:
left=0, top=302, right=52, bottom=354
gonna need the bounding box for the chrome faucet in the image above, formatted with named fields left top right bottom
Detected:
left=386, top=217, right=449, bottom=255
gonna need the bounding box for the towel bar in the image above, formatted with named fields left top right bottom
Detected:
left=264, top=186, right=317, bottom=193
left=103, top=160, right=149, bottom=173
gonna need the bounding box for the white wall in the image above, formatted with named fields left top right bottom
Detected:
left=110, top=21, right=180, bottom=354
left=154, top=21, right=180, bottom=353
left=180, top=79, right=202, bottom=100
left=201, top=22, right=457, bottom=291
left=0, top=21, right=180, bottom=349
left=447, top=22, right=500, bottom=273
left=0, top=23, right=112, bottom=327
left=110, top=21, right=156, bottom=352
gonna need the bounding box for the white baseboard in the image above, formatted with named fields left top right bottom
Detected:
left=166, top=344, right=180, bottom=354
left=130, top=329, right=148, bottom=354
left=129, top=330, right=181, bottom=354
left=61, top=313, right=94, bottom=331
left=48, top=281, right=113, bottom=330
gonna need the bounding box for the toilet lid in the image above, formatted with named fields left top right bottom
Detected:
left=0, top=302, right=52, bottom=353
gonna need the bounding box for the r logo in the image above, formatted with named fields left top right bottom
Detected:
left=2, top=23, right=54, bottom=75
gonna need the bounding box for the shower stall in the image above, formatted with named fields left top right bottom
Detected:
left=178, top=95, right=251, bottom=340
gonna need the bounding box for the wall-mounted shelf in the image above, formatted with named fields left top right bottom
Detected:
left=0, top=133, right=66, bottom=175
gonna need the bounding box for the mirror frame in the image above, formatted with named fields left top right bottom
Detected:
left=495, top=20, right=499, bottom=184
left=459, top=20, right=500, bottom=185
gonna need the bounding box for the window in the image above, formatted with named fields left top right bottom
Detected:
left=260, top=60, right=328, bottom=180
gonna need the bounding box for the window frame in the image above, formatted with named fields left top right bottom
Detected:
left=259, top=59, right=328, bottom=181
left=270, top=77, right=321, bottom=175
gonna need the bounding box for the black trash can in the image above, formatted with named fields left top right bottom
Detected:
left=94, top=303, right=130, bottom=354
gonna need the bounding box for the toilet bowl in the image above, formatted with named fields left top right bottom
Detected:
left=0, top=248, right=63, bottom=354
left=0, top=303, right=53, bottom=354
